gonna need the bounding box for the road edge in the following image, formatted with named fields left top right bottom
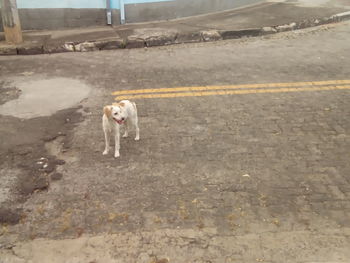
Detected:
left=0, top=11, right=349, bottom=56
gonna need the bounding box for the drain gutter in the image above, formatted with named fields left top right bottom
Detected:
left=120, top=0, right=126, bottom=24
left=106, top=0, right=112, bottom=25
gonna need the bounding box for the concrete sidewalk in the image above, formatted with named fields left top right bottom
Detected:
left=0, top=0, right=349, bottom=55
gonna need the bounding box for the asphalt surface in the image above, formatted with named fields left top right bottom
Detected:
left=0, top=0, right=349, bottom=54
left=0, top=21, right=350, bottom=263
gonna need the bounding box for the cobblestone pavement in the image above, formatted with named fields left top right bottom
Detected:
left=0, top=22, right=350, bottom=262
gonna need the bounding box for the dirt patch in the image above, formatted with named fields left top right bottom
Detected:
left=0, top=81, right=22, bottom=105
left=0, top=208, right=23, bottom=225
left=51, top=173, right=63, bottom=181
left=0, top=77, right=87, bottom=224
left=0, top=107, right=84, bottom=222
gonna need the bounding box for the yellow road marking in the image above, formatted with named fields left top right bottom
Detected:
left=115, top=85, right=350, bottom=100
left=112, top=80, right=350, bottom=96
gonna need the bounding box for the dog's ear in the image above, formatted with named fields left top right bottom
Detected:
left=119, top=102, right=125, bottom=107
left=103, top=106, right=112, bottom=118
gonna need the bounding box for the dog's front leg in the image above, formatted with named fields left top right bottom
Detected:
left=122, top=121, right=129, bottom=138
left=102, top=117, right=111, bottom=155
left=114, top=124, right=121, bottom=158
left=133, top=117, right=140, bottom=141
left=103, top=130, right=111, bottom=155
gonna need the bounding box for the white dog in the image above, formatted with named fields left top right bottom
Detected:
left=102, top=100, right=140, bottom=158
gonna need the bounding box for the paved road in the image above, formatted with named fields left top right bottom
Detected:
left=0, top=22, right=350, bottom=263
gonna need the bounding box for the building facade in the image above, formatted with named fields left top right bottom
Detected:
left=1, top=0, right=262, bottom=30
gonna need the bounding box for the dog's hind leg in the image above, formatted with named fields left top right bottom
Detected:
left=114, top=125, right=121, bottom=158
left=132, top=102, right=140, bottom=141
left=122, top=120, right=129, bottom=138
left=133, top=116, right=140, bottom=141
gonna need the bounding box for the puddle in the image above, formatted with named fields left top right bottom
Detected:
left=268, top=0, right=333, bottom=7
left=294, top=0, right=330, bottom=7
left=0, top=78, right=90, bottom=119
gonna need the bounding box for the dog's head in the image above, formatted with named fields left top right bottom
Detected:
left=104, top=102, right=126, bottom=124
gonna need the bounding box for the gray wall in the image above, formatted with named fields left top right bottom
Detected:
left=0, top=9, right=121, bottom=31
left=1, top=0, right=263, bottom=31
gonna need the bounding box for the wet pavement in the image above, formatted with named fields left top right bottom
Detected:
left=0, top=78, right=90, bottom=118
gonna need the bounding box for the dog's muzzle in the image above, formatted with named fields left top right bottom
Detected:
left=113, top=118, right=124, bottom=125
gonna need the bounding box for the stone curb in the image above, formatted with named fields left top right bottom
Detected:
left=1, top=11, right=350, bottom=56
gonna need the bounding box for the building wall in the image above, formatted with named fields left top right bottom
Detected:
left=16, top=9, right=112, bottom=30
left=16, top=0, right=107, bottom=9
left=1, top=0, right=263, bottom=30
